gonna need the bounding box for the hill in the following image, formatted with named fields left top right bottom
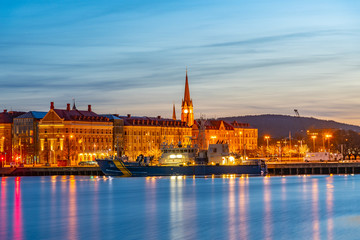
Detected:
left=221, top=114, right=360, bottom=138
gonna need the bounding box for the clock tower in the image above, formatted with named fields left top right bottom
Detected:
left=181, top=70, right=194, bottom=126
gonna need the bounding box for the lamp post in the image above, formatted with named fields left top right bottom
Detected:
left=311, top=135, right=317, bottom=152
left=325, top=134, right=332, bottom=152
left=67, top=135, right=73, bottom=166
left=264, top=136, right=270, bottom=157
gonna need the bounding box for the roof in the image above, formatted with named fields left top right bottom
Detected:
left=194, top=120, right=252, bottom=130
left=16, top=111, right=47, bottom=120
left=0, top=111, right=26, bottom=124
left=52, top=109, right=109, bottom=122
left=100, top=114, right=122, bottom=120
left=119, top=115, right=190, bottom=128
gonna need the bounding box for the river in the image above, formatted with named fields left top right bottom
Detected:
left=1, top=175, right=360, bottom=240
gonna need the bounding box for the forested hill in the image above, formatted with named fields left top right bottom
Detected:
left=221, top=115, right=360, bottom=138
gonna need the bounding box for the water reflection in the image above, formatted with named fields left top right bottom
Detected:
left=326, top=176, right=334, bottom=240
left=145, top=177, right=158, bottom=239
left=238, top=177, right=249, bottom=240
left=13, top=177, right=23, bottom=240
left=68, top=176, right=78, bottom=240
left=0, top=177, right=7, bottom=239
left=228, top=178, right=236, bottom=240
left=170, top=176, right=184, bottom=239
left=312, top=179, right=320, bottom=240
left=263, top=177, right=272, bottom=240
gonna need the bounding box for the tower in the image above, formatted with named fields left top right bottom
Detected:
left=181, top=70, right=194, bottom=126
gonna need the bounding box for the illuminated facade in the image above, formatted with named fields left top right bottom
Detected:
left=38, top=102, right=113, bottom=165
left=13, top=111, right=47, bottom=164
left=0, top=110, right=25, bottom=164
left=192, top=120, right=258, bottom=154
left=120, top=115, right=192, bottom=161
left=181, top=70, right=194, bottom=126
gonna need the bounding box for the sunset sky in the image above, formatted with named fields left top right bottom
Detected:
left=1, top=0, right=360, bottom=124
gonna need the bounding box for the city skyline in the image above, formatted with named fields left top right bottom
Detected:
left=1, top=0, right=360, bottom=124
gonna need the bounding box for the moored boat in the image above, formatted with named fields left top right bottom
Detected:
left=96, top=143, right=267, bottom=177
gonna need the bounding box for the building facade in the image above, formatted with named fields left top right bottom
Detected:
left=38, top=102, right=113, bottom=165
left=192, top=120, right=258, bottom=155
left=13, top=111, right=47, bottom=164
left=119, top=115, right=192, bottom=161
left=0, top=110, right=25, bottom=164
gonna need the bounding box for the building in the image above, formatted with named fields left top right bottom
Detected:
left=100, top=114, right=124, bottom=156
left=119, top=115, right=192, bottom=161
left=13, top=111, right=47, bottom=164
left=181, top=70, right=194, bottom=127
left=38, top=102, right=113, bottom=165
left=192, top=120, right=258, bottom=155
left=0, top=110, right=25, bottom=164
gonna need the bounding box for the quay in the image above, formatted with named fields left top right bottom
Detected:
left=2, top=162, right=360, bottom=177
left=267, top=162, right=360, bottom=175
left=0, top=167, right=104, bottom=177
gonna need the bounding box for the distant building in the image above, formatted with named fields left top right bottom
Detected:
left=38, top=102, right=113, bottom=165
left=119, top=115, right=192, bottom=161
left=13, top=111, right=47, bottom=164
left=192, top=120, right=258, bottom=154
left=100, top=114, right=124, bottom=157
left=0, top=110, right=26, bottom=164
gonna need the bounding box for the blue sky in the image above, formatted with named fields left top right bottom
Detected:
left=1, top=0, right=360, bottom=124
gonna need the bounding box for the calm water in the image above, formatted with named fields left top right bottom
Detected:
left=1, top=175, right=360, bottom=240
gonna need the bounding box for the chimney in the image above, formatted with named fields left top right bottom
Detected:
left=157, top=116, right=161, bottom=119
left=50, top=102, right=54, bottom=110
left=3, top=109, right=7, bottom=113
left=67, top=103, right=70, bottom=111
left=88, top=105, right=92, bottom=112
left=127, top=114, right=131, bottom=118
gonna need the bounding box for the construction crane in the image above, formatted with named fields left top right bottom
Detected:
left=294, top=109, right=300, bottom=117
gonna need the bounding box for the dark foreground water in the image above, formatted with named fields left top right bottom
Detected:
left=1, top=175, right=360, bottom=240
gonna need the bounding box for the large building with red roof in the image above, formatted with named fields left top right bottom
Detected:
left=38, top=102, right=113, bottom=165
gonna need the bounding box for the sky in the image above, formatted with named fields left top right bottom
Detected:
left=1, top=0, right=360, bottom=124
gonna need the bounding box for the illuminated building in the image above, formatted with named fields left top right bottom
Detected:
left=0, top=110, right=25, bottom=164
left=13, top=111, right=47, bottom=164
left=38, top=102, right=113, bottom=165
left=181, top=70, right=194, bottom=126
left=119, top=115, right=192, bottom=161
left=192, top=120, right=258, bottom=154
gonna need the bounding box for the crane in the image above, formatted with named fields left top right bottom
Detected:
left=294, top=109, right=300, bottom=117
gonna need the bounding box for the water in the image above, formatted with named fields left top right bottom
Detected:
left=1, top=175, right=360, bottom=240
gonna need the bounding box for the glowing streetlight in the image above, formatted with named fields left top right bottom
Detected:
left=325, top=134, right=332, bottom=152
left=311, top=135, right=317, bottom=152
left=264, top=135, right=270, bottom=157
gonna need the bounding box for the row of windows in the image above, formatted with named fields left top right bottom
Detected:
left=42, top=128, right=112, bottom=134
left=124, top=130, right=191, bottom=136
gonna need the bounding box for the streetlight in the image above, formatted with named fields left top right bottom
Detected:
left=264, top=136, right=270, bottom=157
left=67, top=135, right=73, bottom=166
left=311, top=135, right=317, bottom=152
left=325, top=134, right=332, bottom=152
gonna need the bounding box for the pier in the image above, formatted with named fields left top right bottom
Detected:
left=267, top=162, right=360, bottom=175
left=0, top=167, right=104, bottom=177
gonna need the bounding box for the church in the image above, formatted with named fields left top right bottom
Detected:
left=177, top=70, right=258, bottom=155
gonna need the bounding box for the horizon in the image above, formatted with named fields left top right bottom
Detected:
left=1, top=0, right=360, bottom=125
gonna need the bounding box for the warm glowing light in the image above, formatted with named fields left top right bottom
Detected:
left=210, top=136, right=217, bottom=139
left=264, top=136, right=270, bottom=139
left=311, top=135, right=317, bottom=139
left=184, top=109, right=188, bottom=113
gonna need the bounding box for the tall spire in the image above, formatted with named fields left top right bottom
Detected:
left=184, top=68, right=191, bottom=104
left=72, top=98, right=77, bottom=110
left=172, top=104, right=176, bottom=120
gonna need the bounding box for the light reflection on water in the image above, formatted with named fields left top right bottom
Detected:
left=2, top=175, right=360, bottom=239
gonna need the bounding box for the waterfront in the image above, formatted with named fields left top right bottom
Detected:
left=1, top=175, right=360, bottom=240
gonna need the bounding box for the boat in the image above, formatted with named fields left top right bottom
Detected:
left=96, top=142, right=267, bottom=177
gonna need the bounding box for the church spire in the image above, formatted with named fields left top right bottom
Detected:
left=172, top=104, right=176, bottom=120
left=72, top=98, right=77, bottom=110
left=184, top=68, right=191, bottom=104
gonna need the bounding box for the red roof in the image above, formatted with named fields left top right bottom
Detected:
left=53, top=109, right=109, bottom=122
left=0, top=111, right=26, bottom=124
left=120, top=116, right=190, bottom=128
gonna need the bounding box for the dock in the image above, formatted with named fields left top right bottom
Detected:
left=0, top=167, right=104, bottom=177
left=267, top=162, right=360, bottom=175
